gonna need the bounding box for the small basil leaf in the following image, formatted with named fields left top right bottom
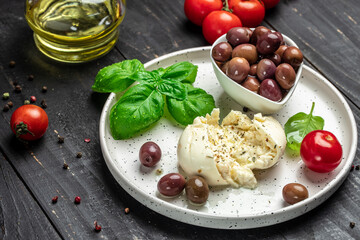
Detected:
left=284, top=102, right=325, bottom=152
left=110, top=84, right=164, bottom=139
left=162, top=62, right=198, bottom=83
left=92, top=59, right=144, bottom=93
left=157, top=79, right=187, bottom=100
left=166, top=84, right=215, bottom=126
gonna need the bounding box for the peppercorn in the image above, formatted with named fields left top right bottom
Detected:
left=28, top=74, right=34, bottom=81
left=40, top=99, right=47, bottom=108
left=243, top=107, right=249, bottom=112
left=30, top=96, right=36, bottom=103
left=24, top=100, right=30, bottom=105
left=350, top=222, right=355, bottom=228
left=76, top=152, right=82, bottom=158
left=74, top=196, right=81, bottom=204
left=351, top=165, right=354, bottom=172
left=52, top=196, right=58, bottom=204
left=94, top=221, right=101, bottom=232
left=58, top=136, right=65, bottom=143
left=63, top=163, right=69, bottom=169
left=124, top=208, right=130, bottom=214
left=3, top=104, right=10, bottom=112
left=7, top=101, right=13, bottom=108
left=2, top=92, right=9, bottom=100
left=9, top=60, right=16, bottom=68
left=356, top=165, right=360, bottom=171
left=42, top=86, right=48, bottom=93
left=14, top=85, right=22, bottom=93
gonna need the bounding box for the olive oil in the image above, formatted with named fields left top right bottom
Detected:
left=25, top=0, right=126, bottom=63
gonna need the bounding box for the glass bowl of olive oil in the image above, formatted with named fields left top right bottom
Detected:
left=25, top=0, right=126, bottom=63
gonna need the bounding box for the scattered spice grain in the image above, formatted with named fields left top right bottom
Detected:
left=42, top=86, right=48, bottom=93
left=30, top=96, right=36, bottom=103
left=350, top=222, right=355, bottom=228
left=243, top=107, right=249, bottom=112
left=58, top=136, right=65, bottom=143
left=7, top=101, right=13, bottom=108
left=14, top=85, right=22, bottom=93
left=28, top=74, right=34, bottom=81
left=76, top=152, right=82, bottom=158
left=351, top=165, right=354, bottom=172
left=2, top=92, right=9, bottom=100
left=84, top=138, right=91, bottom=143
left=40, top=99, right=47, bottom=108
left=94, top=221, right=102, bottom=232
left=3, top=104, right=10, bottom=112
left=156, top=168, right=163, bottom=175
left=74, top=196, right=81, bottom=204
left=124, top=208, right=130, bottom=214
left=356, top=165, right=360, bottom=171
left=63, top=163, right=69, bottom=169
left=52, top=196, right=58, bottom=204
left=24, top=100, right=30, bottom=105
left=9, top=61, right=16, bottom=68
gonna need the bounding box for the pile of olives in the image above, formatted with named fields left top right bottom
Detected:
left=212, top=26, right=303, bottom=102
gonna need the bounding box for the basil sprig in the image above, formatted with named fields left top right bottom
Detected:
left=284, top=102, right=324, bottom=152
left=92, top=60, right=215, bottom=139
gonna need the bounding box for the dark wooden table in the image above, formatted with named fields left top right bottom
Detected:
left=1, top=0, right=359, bottom=239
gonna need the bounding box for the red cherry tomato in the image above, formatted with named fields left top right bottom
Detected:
left=228, top=0, right=265, bottom=27
left=300, top=130, right=343, bottom=173
left=10, top=104, right=49, bottom=141
left=202, top=10, right=242, bottom=44
left=262, top=0, right=280, bottom=9
left=184, top=0, right=223, bottom=26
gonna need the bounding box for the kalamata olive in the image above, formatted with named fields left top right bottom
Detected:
left=226, top=27, right=250, bottom=47
left=282, top=46, right=303, bottom=70
left=273, top=31, right=284, bottom=45
left=244, top=27, right=253, bottom=38
left=250, top=26, right=270, bottom=45
left=232, top=44, right=258, bottom=65
left=275, top=63, right=296, bottom=90
left=226, top=57, right=250, bottom=83
left=221, top=61, right=229, bottom=74
left=157, top=173, right=186, bottom=197
left=256, top=31, right=282, bottom=55
left=264, top=53, right=281, bottom=66
left=241, top=76, right=260, bottom=93
left=139, top=141, right=161, bottom=167
left=259, top=79, right=283, bottom=101
left=185, top=176, right=209, bottom=205
left=275, top=45, right=288, bottom=59
left=256, top=59, right=276, bottom=81
left=282, top=183, right=309, bottom=205
left=212, top=42, right=232, bottom=62
left=249, top=64, right=257, bottom=76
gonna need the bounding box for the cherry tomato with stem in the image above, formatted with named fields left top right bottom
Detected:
left=10, top=104, right=49, bottom=141
left=228, top=0, right=265, bottom=28
left=300, top=130, right=343, bottom=173
left=184, top=0, right=223, bottom=26
left=262, top=0, right=280, bottom=9
left=202, top=10, right=242, bottom=44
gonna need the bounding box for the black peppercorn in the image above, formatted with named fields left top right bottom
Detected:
left=63, top=163, right=69, bottom=169
left=28, top=74, right=34, bottom=81
left=7, top=101, right=13, bottom=108
left=350, top=222, right=355, bottom=228
left=243, top=107, right=249, bottom=112
left=9, top=60, right=16, bottom=68
left=58, top=136, right=65, bottom=143
left=42, top=86, right=48, bottom=93
left=14, top=85, right=22, bottom=93
left=3, top=104, right=9, bottom=112
left=41, top=99, right=47, bottom=108
left=76, top=152, right=82, bottom=158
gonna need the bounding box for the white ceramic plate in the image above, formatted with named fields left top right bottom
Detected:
left=99, top=47, right=357, bottom=229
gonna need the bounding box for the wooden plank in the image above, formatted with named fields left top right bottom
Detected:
left=0, top=153, right=61, bottom=239
left=264, top=0, right=360, bottom=107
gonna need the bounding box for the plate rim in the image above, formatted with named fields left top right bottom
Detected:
left=99, top=46, right=358, bottom=229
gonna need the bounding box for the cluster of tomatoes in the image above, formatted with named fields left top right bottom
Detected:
left=184, top=0, right=280, bottom=44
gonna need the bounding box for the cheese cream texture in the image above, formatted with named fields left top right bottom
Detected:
left=177, top=109, right=286, bottom=189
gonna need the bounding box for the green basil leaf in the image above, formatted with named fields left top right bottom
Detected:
left=157, top=79, right=187, bottom=100
left=284, top=102, right=325, bottom=152
left=162, top=62, right=198, bottom=84
left=110, top=84, right=164, bottom=139
left=92, top=59, right=144, bottom=93
left=166, top=84, right=215, bottom=126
